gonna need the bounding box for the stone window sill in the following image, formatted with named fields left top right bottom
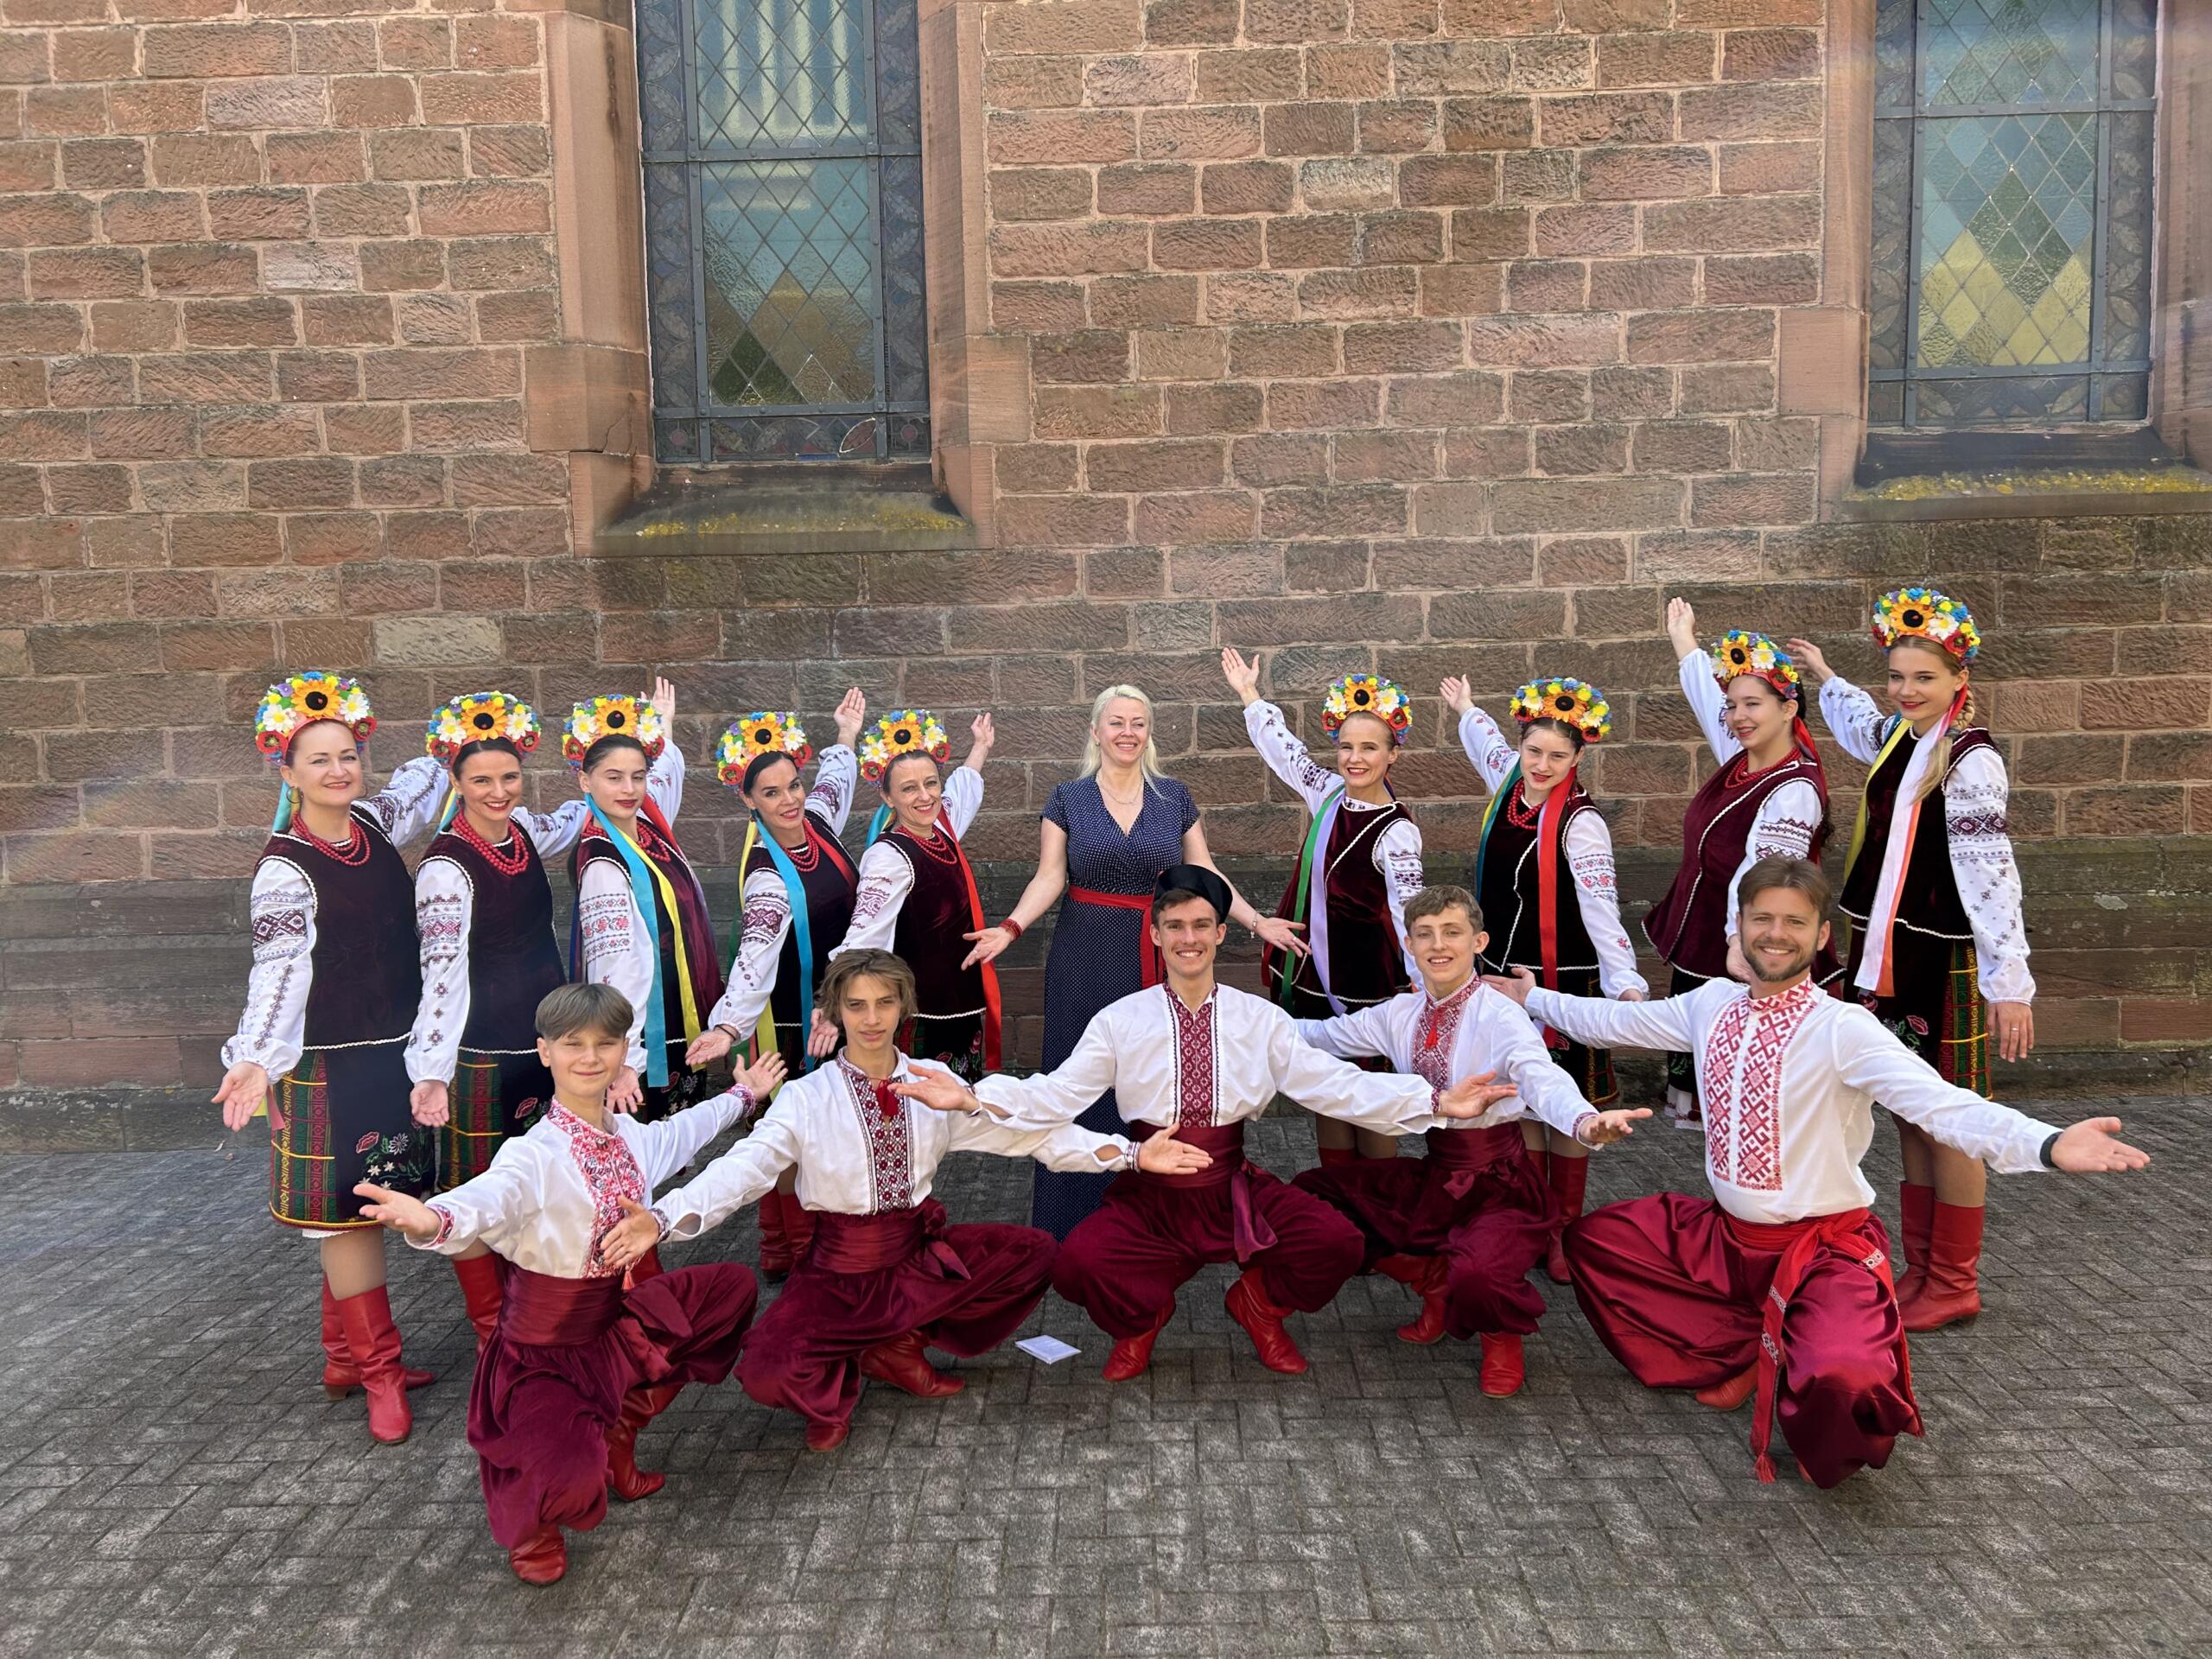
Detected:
left=1834, top=464, right=2212, bottom=523
left=597, top=462, right=976, bottom=557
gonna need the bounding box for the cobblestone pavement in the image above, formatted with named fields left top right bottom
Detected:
left=2, top=1099, right=2205, bottom=1658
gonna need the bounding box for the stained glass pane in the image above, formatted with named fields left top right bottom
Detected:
left=695, top=0, right=871, bottom=152
left=1920, top=0, right=2098, bottom=105
left=703, top=160, right=879, bottom=408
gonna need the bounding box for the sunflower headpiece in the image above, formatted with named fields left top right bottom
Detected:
left=717, top=711, right=812, bottom=786
left=1320, top=673, right=1412, bottom=745
left=256, top=671, right=376, bottom=762
left=1709, top=630, right=1801, bottom=700
left=425, top=690, right=540, bottom=766
left=858, top=709, right=950, bottom=783
left=1510, top=677, right=1611, bottom=744
left=1872, top=587, right=1980, bottom=664
left=563, top=695, right=667, bottom=770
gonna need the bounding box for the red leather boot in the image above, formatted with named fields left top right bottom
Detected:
left=860, top=1331, right=965, bottom=1397
left=804, top=1419, right=850, bottom=1452
left=320, top=1280, right=433, bottom=1398
left=508, top=1524, right=567, bottom=1585
left=333, top=1284, right=413, bottom=1444
left=1478, top=1333, right=1524, bottom=1397
left=1893, top=1181, right=1935, bottom=1307
left=452, top=1251, right=505, bottom=1351
left=1372, top=1254, right=1448, bottom=1344
left=1544, top=1153, right=1588, bottom=1285
left=1903, top=1201, right=1983, bottom=1331
left=757, top=1190, right=793, bottom=1281
left=1695, top=1364, right=1757, bottom=1410
left=1102, top=1305, right=1172, bottom=1382
left=1224, top=1268, right=1308, bottom=1376
left=606, top=1382, right=683, bottom=1501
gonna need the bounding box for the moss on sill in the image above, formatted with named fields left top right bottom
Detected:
left=1838, top=462, right=2212, bottom=522
left=600, top=471, right=975, bottom=556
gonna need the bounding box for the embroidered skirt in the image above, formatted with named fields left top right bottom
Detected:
left=438, top=1047, right=555, bottom=1192
left=1850, top=932, right=1990, bottom=1099
left=905, top=1010, right=985, bottom=1084
left=270, top=1039, right=429, bottom=1230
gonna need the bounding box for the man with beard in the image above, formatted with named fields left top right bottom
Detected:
left=1486, top=856, right=2148, bottom=1488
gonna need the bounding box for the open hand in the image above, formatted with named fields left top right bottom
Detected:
left=1250, top=914, right=1309, bottom=958
left=1665, top=596, right=1699, bottom=658
left=650, top=675, right=677, bottom=722
left=2049, top=1116, right=2150, bottom=1173
left=968, top=711, right=995, bottom=766
left=1575, top=1107, right=1652, bottom=1147
left=890, top=1071, right=980, bottom=1115
left=1438, top=674, right=1475, bottom=717
left=1135, top=1124, right=1214, bottom=1174
left=1783, top=638, right=1833, bottom=686
left=214, top=1061, right=270, bottom=1133
left=353, top=1181, right=442, bottom=1242
left=833, top=686, right=868, bottom=747
left=732, top=1050, right=787, bottom=1102
left=607, top=1065, right=643, bottom=1115
left=410, top=1078, right=450, bottom=1128
left=1220, top=646, right=1262, bottom=705
left=1991, top=1000, right=2034, bottom=1064
left=1481, top=967, right=1536, bottom=1007
left=600, top=1197, right=661, bottom=1271
left=806, top=1010, right=839, bottom=1060
left=686, top=1026, right=735, bottom=1067
left=963, top=924, right=1015, bottom=970
left=1435, top=1070, right=1517, bottom=1119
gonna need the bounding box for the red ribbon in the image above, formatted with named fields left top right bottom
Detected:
left=944, top=824, right=1002, bottom=1071
left=1069, top=885, right=1161, bottom=988
left=1532, top=766, right=1579, bottom=1051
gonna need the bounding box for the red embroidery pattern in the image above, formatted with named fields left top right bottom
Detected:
left=1414, top=982, right=1477, bottom=1094
left=839, top=1060, right=914, bottom=1211
left=1699, top=980, right=1821, bottom=1192
left=550, top=1103, right=646, bottom=1277
left=738, top=897, right=785, bottom=952
left=1166, top=991, right=1217, bottom=1129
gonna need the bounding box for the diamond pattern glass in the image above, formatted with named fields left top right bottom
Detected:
left=1869, top=0, right=2158, bottom=429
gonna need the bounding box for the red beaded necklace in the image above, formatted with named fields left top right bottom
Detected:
left=1503, top=782, right=1541, bottom=830
left=295, top=811, right=370, bottom=867
left=453, top=809, right=530, bottom=876
left=899, top=817, right=962, bottom=868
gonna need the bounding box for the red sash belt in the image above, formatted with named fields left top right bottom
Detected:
left=1135, top=1121, right=1278, bottom=1265
left=809, top=1198, right=969, bottom=1281
left=1068, top=886, right=1162, bottom=988
left=1424, top=1122, right=1527, bottom=1198
left=499, top=1266, right=627, bottom=1345
left=1724, top=1207, right=1913, bottom=1484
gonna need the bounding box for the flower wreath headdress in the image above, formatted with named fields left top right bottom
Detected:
left=257, top=671, right=376, bottom=761
left=1510, top=677, right=1611, bottom=744
left=1320, top=673, right=1412, bottom=745
left=1709, top=630, right=1802, bottom=700
left=425, top=690, right=540, bottom=766
left=1872, top=586, right=1980, bottom=664
left=563, top=695, right=667, bottom=770
left=858, top=709, right=950, bottom=783
left=717, top=711, right=812, bottom=786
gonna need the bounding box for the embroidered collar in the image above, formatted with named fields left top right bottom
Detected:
left=1422, top=977, right=1481, bottom=1014
left=547, top=1100, right=621, bottom=1144
left=837, top=1053, right=911, bottom=1120
left=1741, top=977, right=1822, bottom=1018
left=1165, top=985, right=1219, bottom=1022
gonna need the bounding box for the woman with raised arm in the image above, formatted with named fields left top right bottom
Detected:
left=1223, top=649, right=1423, bottom=1170
left=961, top=683, right=1308, bottom=1238
left=1442, top=671, right=1647, bottom=1281
left=567, top=677, right=724, bottom=1123
left=1643, top=599, right=1833, bottom=1129
left=683, top=691, right=864, bottom=1278
left=212, top=671, right=448, bottom=1444
left=817, top=709, right=1001, bottom=1079
left=1791, top=589, right=2031, bottom=1332
left=406, top=693, right=588, bottom=1345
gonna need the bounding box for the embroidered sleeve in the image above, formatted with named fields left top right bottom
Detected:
left=941, top=765, right=985, bottom=840
left=1244, top=699, right=1338, bottom=811
left=515, top=798, right=589, bottom=860
left=1525, top=983, right=1698, bottom=1054
left=1376, top=817, right=1426, bottom=983
left=1724, top=779, right=1823, bottom=940
left=706, top=868, right=791, bottom=1035
left=1828, top=1005, right=2056, bottom=1173
left=1944, top=746, right=2035, bottom=1004
left=1454, top=705, right=1518, bottom=793
left=405, top=1141, right=542, bottom=1255
left=221, top=858, right=316, bottom=1076
left=831, top=842, right=913, bottom=957
left=359, top=754, right=446, bottom=847
left=404, top=856, right=474, bottom=1085
left=1564, top=810, right=1647, bottom=997
left=632, top=1084, right=758, bottom=1187
left=1677, top=649, right=1738, bottom=763
left=645, top=738, right=685, bottom=825
left=576, top=860, right=652, bottom=1071
left=1815, top=677, right=1891, bottom=765
left=808, top=744, right=857, bottom=834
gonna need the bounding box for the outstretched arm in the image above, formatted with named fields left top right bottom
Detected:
left=964, top=813, right=1070, bottom=970
left=1495, top=969, right=1700, bottom=1053
left=645, top=1103, right=804, bottom=1243
left=1452, top=701, right=1518, bottom=796
left=1239, top=693, right=1339, bottom=813
left=1294, top=1001, right=1396, bottom=1064
left=1810, top=674, right=1891, bottom=764
left=969, top=1010, right=1125, bottom=1131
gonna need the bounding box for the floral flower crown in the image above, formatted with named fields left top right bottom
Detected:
left=1710, top=630, right=1801, bottom=700
left=563, top=695, right=667, bottom=770
left=256, top=671, right=375, bottom=761
left=1872, top=587, right=1980, bottom=664
left=717, top=711, right=812, bottom=786
left=858, top=709, right=950, bottom=783
left=425, top=690, right=539, bottom=766
left=1510, top=677, right=1611, bottom=744
left=1321, top=673, right=1412, bottom=745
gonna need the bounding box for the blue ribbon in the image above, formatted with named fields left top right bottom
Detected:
left=747, top=815, right=823, bottom=1074
left=575, top=796, right=672, bottom=1088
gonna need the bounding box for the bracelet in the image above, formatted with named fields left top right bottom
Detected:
left=715, top=1022, right=741, bottom=1040
left=998, top=918, right=1024, bottom=942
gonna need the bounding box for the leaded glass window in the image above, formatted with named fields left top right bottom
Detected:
left=1870, top=0, right=2157, bottom=427
left=638, top=0, right=929, bottom=462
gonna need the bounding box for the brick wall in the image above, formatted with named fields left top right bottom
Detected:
left=2, top=0, right=2209, bottom=1105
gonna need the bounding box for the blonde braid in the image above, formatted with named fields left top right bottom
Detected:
left=1910, top=677, right=1973, bottom=805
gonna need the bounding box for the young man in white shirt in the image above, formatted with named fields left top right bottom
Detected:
left=1486, top=856, right=2148, bottom=1487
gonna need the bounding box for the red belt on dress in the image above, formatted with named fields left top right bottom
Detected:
left=1424, top=1122, right=1527, bottom=1197
left=1068, top=886, right=1162, bottom=988
left=1724, top=1207, right=1916, bottom=1483
left=1135, top=1121, right=1277, bottom=1264
left=809, top=1198, right=969, bottom=1280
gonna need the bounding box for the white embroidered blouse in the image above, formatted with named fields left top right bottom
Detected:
left=411, top=1092, right=753, bottom=1277
left=1815, top=677, right=2035, bottom=1006
left=703, top=744, right=859, bottom=1037
left=650, top=1053, right=1135, bottom=1241
left=828, top=765, right=985, bottom=959
left=1244, top=700, right=1424, bottom=987
left=572, top=743, right=695, bottom=1071
left=1455, top=706, right=1648, bottom=996
left=1297, top=977, right=1598, bottom=1141
left=1677, top=650, right=1827, bottom=939
left=973, top=982, right=1446, bottom=1137
left=220, top=754, right=447, bottom=1077
left=404, top=801, right=591, bottom=1085
left=1526, top=977, right=2059, bottom=1226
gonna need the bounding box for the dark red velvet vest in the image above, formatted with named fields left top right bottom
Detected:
left=880, top=827, right=984, bottom=1021
left=1267, top=799, right=1414, bottom=1011
left=1475, top=785, right=1599, bottom=976
left=1839, top=724, right=1993, bottom=938
left=1643, top=752, right=1828, bottom=980
left=427, top=823, right=565, bottom=1051
left=269, top=807, right=420, bottom=1046
left=744, top=810, right=857, bottom=1062
left=571, top=821, right=726, bottom=1024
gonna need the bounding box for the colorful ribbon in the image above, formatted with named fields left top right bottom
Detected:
left=576, top=796, right=702, bottom=1088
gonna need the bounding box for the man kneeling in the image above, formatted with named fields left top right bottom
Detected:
left=1487, top=857, right=2147, bottom=1486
